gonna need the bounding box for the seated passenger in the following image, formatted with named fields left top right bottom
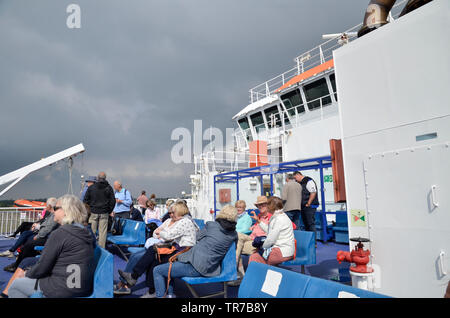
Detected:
left=160, top=199, right=175, bottom=222
left=130, top=203, right=144, bottom=222
left=144, top=199, right=161, bottom=223
left=152, top=204, right=238, bottom=298
left=3, top=198, right=60, bottom=273
left=115, top=202, right=198, bottom=298
left=228, top=196, right=272, bottom=286
left=1, top=204, right=96, bottom=299
left=8, top=194, right=95, bottom=298
left=2, top=197, right=54, bottom=247
left=249, top=196, right=295, bottom=266
left=235, top=200, right=252, bottom=235
left=113, top=203, right=177, bottom=295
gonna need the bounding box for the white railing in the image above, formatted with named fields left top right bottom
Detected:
left=236, top=93, right=337, bottom=145
left=194, top=149, right=282, bottom=175
left=248, top=0, right=408, bottom=103
left=0, top=207, right=44, bottom=237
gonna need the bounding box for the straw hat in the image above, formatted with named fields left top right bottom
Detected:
left=254, top=196, right=268, bottom=206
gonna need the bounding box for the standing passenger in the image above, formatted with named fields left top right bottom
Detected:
left=282, top=174, right=302, bottom=230
left=83, top=172, right=116, bottom=248
left=293, top=171, right=319, bottom=235
left=137, top=191, right=148, bottom=215
left=113, top=181, right=133, bottom=219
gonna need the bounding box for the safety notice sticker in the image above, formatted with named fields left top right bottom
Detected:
left=350, top=209, right=366, bottom=227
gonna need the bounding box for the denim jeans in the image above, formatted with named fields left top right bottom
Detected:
left=301, top=206, right=317, bottom=233
left=8, top=277, right=41, bottom=298
left=153, top=261, right=201, bottom=297
left=124, top=248, right=146, bottom=273
left=285, top=210, right=301, bottom=230
left=9, top=231, right=35, bottom=252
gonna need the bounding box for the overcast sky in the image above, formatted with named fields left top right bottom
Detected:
left=0, top=0, right=368, bottom=200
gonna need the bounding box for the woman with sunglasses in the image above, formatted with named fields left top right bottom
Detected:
left=7, top=195, right=95, bottom=298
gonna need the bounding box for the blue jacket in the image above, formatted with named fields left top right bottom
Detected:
left=178, top=220, right=237, bottom=277
left=114, top=188, right=132, bottom=213
left=236, top=212, right=253, bottom=235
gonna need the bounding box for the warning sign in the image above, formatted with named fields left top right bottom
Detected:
left=350, top=209, right=366, bottom=227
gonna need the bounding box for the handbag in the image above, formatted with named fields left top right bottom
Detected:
left=153, top=242, right=177, bottom=263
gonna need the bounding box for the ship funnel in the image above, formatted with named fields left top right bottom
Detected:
left=358, top=0, right=434, bottom=37
left=357, top=0, right=397, bottom=38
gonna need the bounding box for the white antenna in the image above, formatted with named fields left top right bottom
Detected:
left=322, top=32, right=357, bottom=45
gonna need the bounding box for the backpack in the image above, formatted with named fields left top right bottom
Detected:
left=108, top=216, right=124, bottom=235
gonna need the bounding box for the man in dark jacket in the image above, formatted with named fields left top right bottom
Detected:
left=293, top=171, right=319, bottom=234
left=83, top=172, right=115, bottom=248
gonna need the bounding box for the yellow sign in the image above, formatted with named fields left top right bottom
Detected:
left=350, top=209, right=366, bottom=227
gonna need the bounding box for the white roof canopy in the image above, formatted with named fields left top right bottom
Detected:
left=232, top=95, right=279, bottom=120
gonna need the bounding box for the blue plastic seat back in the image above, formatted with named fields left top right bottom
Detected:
left=239, top=262, right=390, bottom=298
left=281, top=230, right=316, bottom=266
left=85, top=246, right=113, bottom=298
left=335, top=213, right=348, bottom=227
left=29, top=246, right=113, bottom=298
left=109, top=219, right=146, bottom=245
left=304, top=275, right=390, bottom=298
left=219, top=242, right=237, bottom=280
left=193, top=218, right=205, bottom=229
left=182, top=242, right=237, bottom=284
left=238, top=262, right=310, bottom=298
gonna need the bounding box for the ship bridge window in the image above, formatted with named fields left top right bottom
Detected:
left=250, top=112, right=266, bottom=133
left=281, top=88, right=305, bottom=120
left=304, top=78, right=332, bottom=110
left=237, top=117, right=252, bottom=141
left=238, top=117, right=250, bottom=131
left=264, top=105, right=282, bottom=128
left=329, top=73, right=337, bottom=101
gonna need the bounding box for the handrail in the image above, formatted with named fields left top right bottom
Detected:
left=248, top=0, right=408, bottom=104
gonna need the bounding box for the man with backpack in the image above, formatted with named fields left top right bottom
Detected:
left=83, top=172, right=116, bottom=248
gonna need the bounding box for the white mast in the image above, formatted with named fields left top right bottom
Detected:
left=0, top=143, right=85, bottom=198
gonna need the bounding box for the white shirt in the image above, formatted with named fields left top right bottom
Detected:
left=305, top=180, right=317, bottom=193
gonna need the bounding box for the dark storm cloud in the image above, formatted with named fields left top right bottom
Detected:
left=0, top=0, right=368, bottom=199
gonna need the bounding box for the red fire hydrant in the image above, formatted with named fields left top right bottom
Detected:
left=337, top=237, right=373, bottom=273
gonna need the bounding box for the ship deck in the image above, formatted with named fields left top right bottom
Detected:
left=0, top=237, right=350, bottom=298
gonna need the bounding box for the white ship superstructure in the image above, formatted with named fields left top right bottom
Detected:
left=189, top=2, right=408, bottom=221
left=189, top=0, right=450, bottom=297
